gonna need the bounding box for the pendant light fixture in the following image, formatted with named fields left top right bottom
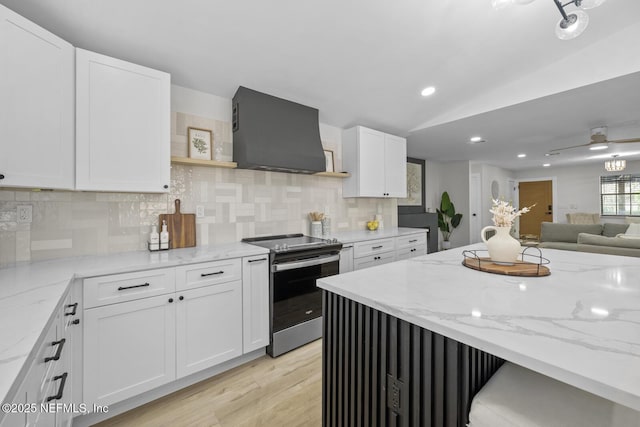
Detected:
left=604, top=155, right=626, bottom=172
left=492, top=0, right=607, bottom=40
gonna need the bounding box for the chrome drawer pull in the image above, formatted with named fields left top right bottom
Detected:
left=201, top=271, right=224, bottom=277
left=409, top=239, right=418, bottom=243
left=45, top=339, right=66, bottom=363
left=46, top=373, right=68, bottom=402
left=118, top=282, right=150, bottom=291
left=372, top=245, right=383, bottom=250
left=248, top=258, right=267, bottom=263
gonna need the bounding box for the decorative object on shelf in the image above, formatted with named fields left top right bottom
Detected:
left=398, top=157, right=426, bottom=214
left=491, top=0, right=607, bottom=40
left=323, top=149, right=335, bottom=172
left=481, top=199, right=534, bottom=263
left=159, top=199, right=196, bottom=248
left=605, top=155, right=626, bottom=172
left=187, top=127, right=213, bottom=160
left=462, top=248, right=550, bottom=276
left=437, top=191, right=463, bottom=249
left=213, top=140, right=224, bottom=161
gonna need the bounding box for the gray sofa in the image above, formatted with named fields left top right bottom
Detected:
left=539, top=222, right=640, bottom=257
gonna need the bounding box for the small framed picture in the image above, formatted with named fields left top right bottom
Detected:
left=188, top=127, right=213, bottom=160
left=324, top=149, right=335, bottom=172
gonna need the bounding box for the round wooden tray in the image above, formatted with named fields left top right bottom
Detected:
left=462, top=249, right=550, bottom=277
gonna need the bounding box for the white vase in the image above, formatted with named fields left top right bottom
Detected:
left=442, top=240, right=451, bottom=250
left=481, top=226, right=521, bottom=263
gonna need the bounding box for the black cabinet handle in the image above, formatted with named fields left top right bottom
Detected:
left=46, top=373, right=68, bottom=402
left=409, top=239, right=417, bottom=243
left=163, top=184, right=169, bottom=189
left=118, top=282, right=150, bottom=291
left=71, top=319, right=80, bottom=325
left=64, top=303, right=78, bottom=316
left=0, top=174, right=4, bottom=180
left=45, top=339, right=66, bottom=363
left=248, top=258, right=267, bottom=263
left=201, top=271, right=224, bottom=277
left=372, top=245, right=383, bottom=250
left=179, top=296, right=184, bottom=301
left=168, top=298, right=174, bottom=303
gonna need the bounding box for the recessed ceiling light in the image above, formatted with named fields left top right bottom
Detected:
left=517, top=154, right=526, bottom=158
left=543, top=163, right=551, bottom=167
left=470, top=136, right=482, bottom=142
left=589, top=145, right=608, bottom=151
left=421, top=86, right=436, bottom=97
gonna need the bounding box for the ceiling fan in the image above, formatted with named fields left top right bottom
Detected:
left=549, top=127, right=640, bottom=153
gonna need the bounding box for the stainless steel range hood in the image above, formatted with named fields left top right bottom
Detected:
left=232, top=87, right=326, bottom=174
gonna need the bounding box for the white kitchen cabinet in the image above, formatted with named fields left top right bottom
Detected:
left=176, top=281, right=243, bottom=378
left=75, top=48, right=170, bottom=193
left=342, top=126, right=407, bottom=198
left=353, top=238, right=396, bottom=271
left=396, top=231, right=428, bottom=261
left=0, top=4, right=74, bottom=190
left=83, top=294, right=177, bottom=407
left=339, top=245, right=354, bottom=274
left=242, top=256, right=270, bottom=353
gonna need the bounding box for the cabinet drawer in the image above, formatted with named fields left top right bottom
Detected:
left=396, top=232, right=427, bottom=249
left=353, top=251, right=396, bottom=271
left=84, top=268, right=176, bottom=308
left=353, top=238, right=395, bottom=258
left=396, top=244, right=427, bottom=261
left=175, top=258, right=241, bottom=291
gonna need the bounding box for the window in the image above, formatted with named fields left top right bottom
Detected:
left=600, top=174, right=640, bottom=216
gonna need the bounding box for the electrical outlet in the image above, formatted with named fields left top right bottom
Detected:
left=17, top=205, right=32, bottom=224
left=196, top=205, right=205, bottom=218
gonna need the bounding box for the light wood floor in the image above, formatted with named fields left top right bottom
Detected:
left=95, top=340, right=322, bottom=427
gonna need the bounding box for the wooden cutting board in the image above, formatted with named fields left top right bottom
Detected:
left=159, top=199, right=196, bottom=249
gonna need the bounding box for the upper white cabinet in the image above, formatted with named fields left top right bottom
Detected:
left=75, top=49, right=170, bottom=193
left=0, top=5, right=74, bottom=190
left=342, top=126, right=407, bottom=198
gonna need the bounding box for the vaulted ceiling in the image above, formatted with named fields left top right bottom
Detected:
left=3, top=0, right=640, bottom=169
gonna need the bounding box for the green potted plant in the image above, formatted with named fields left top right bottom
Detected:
left=437, top=191, right=463, bottom=249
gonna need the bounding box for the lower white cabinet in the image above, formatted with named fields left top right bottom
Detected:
left=353, top=238, right=396, bottom=271
left=339, top=245, right=354, bottom=273
left=396, top=231, right=428, bottom=261
left=242, top=256, right=269, bottom=353
left=83, top=294, right=177, bottom=407
left=176, top=281, right=242, bottom=378
left=353, top=251, right=396, bottom=270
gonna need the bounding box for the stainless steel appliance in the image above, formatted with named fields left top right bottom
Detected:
left=243, top=234, right=342, bottom=357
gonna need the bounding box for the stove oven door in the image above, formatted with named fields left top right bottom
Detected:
left=271, top=253, right=339, bottom=333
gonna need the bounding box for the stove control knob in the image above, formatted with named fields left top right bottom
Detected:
left=282, top=243, right=288, bottom=250
left=274, top=244, right=280, bottom=251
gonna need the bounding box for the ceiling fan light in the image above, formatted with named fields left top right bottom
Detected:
left=491, top=0, right=513, bottom=10
left=513, top=0, right=537, bottom=4
left=556, top=10, right=589, bottom=40
left=589, top=144, right=608, bottom=151
left=576, top=0, right=607, bottom=10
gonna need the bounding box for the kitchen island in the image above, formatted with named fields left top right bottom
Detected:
left=317, top=244, right=640, bottom=426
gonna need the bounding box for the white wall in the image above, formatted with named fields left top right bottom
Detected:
left=515, top=160, right=640, bottom=224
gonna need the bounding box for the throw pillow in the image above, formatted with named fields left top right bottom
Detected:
left=618, top=223, right=640, bottom=239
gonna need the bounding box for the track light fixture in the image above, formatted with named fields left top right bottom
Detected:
left=492, top=0, right=607, bottom=40
left=604, top=155, right=626, bottom=172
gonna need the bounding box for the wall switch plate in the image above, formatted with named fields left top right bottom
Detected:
left=196, top=205, right=205, bottom=218
left=17, top=205, right=32, bottom=223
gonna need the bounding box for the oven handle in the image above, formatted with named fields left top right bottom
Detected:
left=272, top=254, right=340, bottom=272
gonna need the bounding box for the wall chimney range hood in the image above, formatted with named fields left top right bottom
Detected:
left=232, top=86, right=326, bottom=174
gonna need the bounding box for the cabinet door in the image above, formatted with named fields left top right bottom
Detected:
left=356, top=127, right=386, bottom=197
left=176, top=281, right=243, bottom=378
left=384, top=134, right=407, bottom=197
left=75, top=48, right=170, bottom=193
left=242, top=256, right=270, bottom=353
left=83, top=294, right=176, bottom=407
left=0, top=5, right=74, bottom=190
left=339, top=246, right=354, bottom=273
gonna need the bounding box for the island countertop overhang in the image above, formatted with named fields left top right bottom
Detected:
left=317, top=243, right=640, bottom=411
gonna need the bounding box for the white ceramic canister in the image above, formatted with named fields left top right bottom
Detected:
left=311, top=221, right=322, bottom=238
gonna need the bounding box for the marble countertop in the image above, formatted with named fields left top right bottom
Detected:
left=317, top=243, right=640, bottom=411
left=0, top=242, right=269, bottom=405
left=329, top=227, right=427, bottom=245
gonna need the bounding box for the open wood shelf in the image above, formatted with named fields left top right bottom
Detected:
left=170, top=156, right=237, bottom=169
left=171, top=156, right=350, bottom=178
